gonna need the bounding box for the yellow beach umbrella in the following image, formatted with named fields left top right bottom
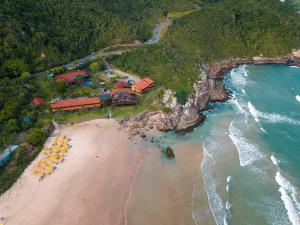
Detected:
left=58, top=157, right=64, bottom=162
left=38, top=171, right=44, bottom=178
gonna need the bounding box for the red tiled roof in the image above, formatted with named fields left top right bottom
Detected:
left=110, top=88, right=132, bottom=96
left=133, top=80, right=149, bottom=91
left=55, top=70, right=87, bottom=82
left=143, top=77, right=154, bottom=86
left=133, top=77, right=154, bottom=92
left=114, top=81, right=129, bottom=88
left=32, top=97, right=45, bottom=106
left=51, top=97, right=100, bottom=109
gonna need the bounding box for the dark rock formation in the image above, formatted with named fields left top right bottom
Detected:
left=120, top=51, right=300, bottom=136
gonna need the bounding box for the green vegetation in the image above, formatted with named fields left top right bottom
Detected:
left=110, top=0, right=300, bottom=93
left=1, top=0, right=300, bottom=194
left=0, top=118, right=53, bottom=194
left=167, top=9, right=198, bottom=19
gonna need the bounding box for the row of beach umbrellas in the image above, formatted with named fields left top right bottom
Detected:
left=33, top=135, right=71, bottom=180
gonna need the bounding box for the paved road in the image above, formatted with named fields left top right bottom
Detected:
left=32, top=20, right=172, bottom=78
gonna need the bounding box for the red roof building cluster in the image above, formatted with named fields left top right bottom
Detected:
left=132, top=77, right=154, bottom=94
left=32, top=97, right=45, bottom=106
left=51, top=97, right=101, bottom=112
left=114, top=81, right=129, bottom=88
left=55, top=70, right=87, bottom=84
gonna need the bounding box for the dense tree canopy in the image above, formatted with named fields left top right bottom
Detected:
left=111, top=0, right=300, bottom=93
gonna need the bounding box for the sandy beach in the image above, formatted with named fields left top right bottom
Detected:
left=125, top=141, right=214, bottom=225
left=0, top=119, right=144, bottom=225
left=0, top=119, right=210, bottom=225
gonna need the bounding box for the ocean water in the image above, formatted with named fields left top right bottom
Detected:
left=157, top=64, right=300, bottom=225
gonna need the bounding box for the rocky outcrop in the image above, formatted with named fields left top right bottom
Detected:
left=120, top=50, right=300, bottom=136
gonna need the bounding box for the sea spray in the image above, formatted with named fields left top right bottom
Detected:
left=229, top=122, right=263, bottom=167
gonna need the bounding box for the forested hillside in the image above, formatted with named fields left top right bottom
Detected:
left=0, top=0, right=193, bottom=76
left=0, top=0, right=193, bottom=148
left=110, top=0, right=300, bottom=94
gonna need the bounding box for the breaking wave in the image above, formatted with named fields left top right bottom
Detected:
left=201, top=145, right=227, bottom=225
left=229, top=122, right=263, bottom=167
left=230, top=66, right=247, bottom=86
left=275, top=172, right=300, bottom=225
left=248, top=101, right=300, bottom=125
left=271, top=155, right=280, bottom=166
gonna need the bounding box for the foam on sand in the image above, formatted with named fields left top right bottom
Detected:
left=248, top=101, right=300, bottom=125
left=229, top=122, right=263, bottom=167
left=201, top=145, right=227, bottom=225
left=275, top=172, right=300, bottom=225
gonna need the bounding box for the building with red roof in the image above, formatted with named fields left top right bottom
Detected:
left=114, top=81, right=129, bottom=88
left=51, top=97, right=101, bottom=112
left=132, top=77, right=154, bottom=94
left=55, top=70, right=88, bottom=84
left=32, top=97, right=45, bottom=106
left=110, top=88, right=132, bottom=96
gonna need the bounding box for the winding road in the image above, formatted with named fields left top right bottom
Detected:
left=32, top=19, right=172, bottom=78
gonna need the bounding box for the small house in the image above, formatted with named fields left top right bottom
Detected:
left=132, top=77, right=154, bottom=94
left=100, top=94, right=112, bottom=106
left=55, top=70, right=88, bottom=85
left=32, top=97, right=45, bottom=106
left=114, top=81, right=129, bottom=88
left=110, top=88, right=138, bottom=106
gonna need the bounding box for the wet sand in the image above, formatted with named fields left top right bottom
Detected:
left=0, top=119, right=144, bottom=225
left=125, top=141, right=214, bottom=225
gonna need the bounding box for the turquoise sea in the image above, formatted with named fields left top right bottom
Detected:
left=158, top=64, right=300, bottom=225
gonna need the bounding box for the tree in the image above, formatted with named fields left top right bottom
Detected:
left=55, top=80, right=68, bottom=94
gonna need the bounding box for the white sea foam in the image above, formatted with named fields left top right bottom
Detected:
left=229, top=122, right=263, bottom=167
left=275, top=172, right=300, bottom=225
left=248, top=101, right=300, bottom=125
left=227, top=176, right=232, bottom=183
left=271, top=155, right=280, bottom=166
left=231, top=96, right=247, bottom=115
left=242, top=64, right=249, bottom=77
left=290, top=66, right=300, bottom=69
left=201, top=145, right=227, bottom=225
left=296, top=95, right=300, bottom=103
left=260, top=127, right=267, bottom=133
left=241, top=89, right=246, bottom=94
left=230, top=66, right=247, bottom=86
left=248, top=102, right=260, bottom=122
left=225, top=200, right=231, bottom=210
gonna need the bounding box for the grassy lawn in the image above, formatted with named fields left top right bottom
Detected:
left=53, top=87, right=164, bottom=123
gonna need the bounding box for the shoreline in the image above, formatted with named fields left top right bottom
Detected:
left=130, top=51, right=300, bottom=135
left=0, top=119, right=208, bottom=225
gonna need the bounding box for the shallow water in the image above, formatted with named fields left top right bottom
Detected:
left=128, top=64, right=300, bottom=225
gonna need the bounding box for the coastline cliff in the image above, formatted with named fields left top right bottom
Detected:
left=121, top=50, right=300, bottom=135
